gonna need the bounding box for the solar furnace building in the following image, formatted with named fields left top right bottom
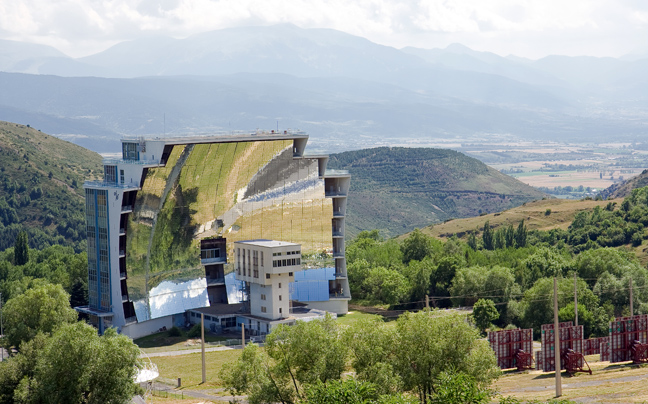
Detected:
left=78, top=131, right=350, bottom=338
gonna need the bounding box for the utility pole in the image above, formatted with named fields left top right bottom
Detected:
left=554, top=278, right=562, bottom=397
left=201, top=313, right=206, bottom=384
left=0, top=291, right=3, bottom=362
left=574, top=273, right=578, bottom=327
left=630, top=277, right=634, bottom=316
left=425, top=294, right=430, bottom=310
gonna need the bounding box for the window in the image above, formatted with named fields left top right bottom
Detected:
left=289, top=272, right=293, bottom=276
left=261, top=306, right=267, bottom=313
left=122, top=142, right=139, bottom=160
left=104, top=165, right=117, bottom=183
left=261, top=252, right=264, bottom=267
left=266, top=273, right=270, bottom=279
left=273, top=260, right=278, bottom=268
left=279, top=308, right=282, bottom=314
left=279, top=295, right=282, bottom=301
left=120, top=169, right=124, bottom=184
left=278, top=282, right=282, bottom=288
left=261, top=294, right=266, bottom=300
left=253, top=270, right=259, bottom=278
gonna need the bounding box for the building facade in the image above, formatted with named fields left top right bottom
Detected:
left=77, top=131, right=350, bottom=338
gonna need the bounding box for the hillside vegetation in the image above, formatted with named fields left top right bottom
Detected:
left=347, top=187, right=648, bottom=340
left=327, top=147, right=547, bottom=238
left=0, top=121, right=103, bottom=251
left=599, top=168, right=648, bottom=200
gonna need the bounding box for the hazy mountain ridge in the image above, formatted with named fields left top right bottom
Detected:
left=1, top=25, right=648, bottom=153
left=327, top=147, right=547, bottom=238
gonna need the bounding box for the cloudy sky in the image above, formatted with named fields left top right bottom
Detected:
left=1, top=0, right=648, bottom=59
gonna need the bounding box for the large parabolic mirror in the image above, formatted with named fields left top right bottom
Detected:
left=125, top=140, right=333, bottom=321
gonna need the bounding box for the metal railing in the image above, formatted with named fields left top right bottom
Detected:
left=83, top=180, right=139, bottom=189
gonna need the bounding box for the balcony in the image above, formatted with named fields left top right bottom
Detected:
left=119, top=228, right=126, bottom=235
left=119, top=250, right=125, bottom=258
left=121, top=205, right=133, bottom=213
left=332, top=229, right=343, bottom=237
left=332, top=251, right=344, bottom=258
left=124, top=316, right=137, bottom=325
left=83, top=180, right=139, bottom=190
left=201, top=257, right=227, bottom=265
left=121, top=295, right=129, bottom=302
left=120, top=271, right=127, bottom=279
left=324, top=169, right=350, bottom=176
left=329, top=292, right=350, bottom=299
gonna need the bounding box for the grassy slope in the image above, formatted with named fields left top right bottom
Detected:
left=327, top=147, right=547, bottom=238
left=600, top=168, right=648, bottom=199
left=416, top=198, right=620, bottom=239
left=0, top=121, right=103, bottom=251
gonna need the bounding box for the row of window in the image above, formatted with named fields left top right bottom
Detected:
left=273, top=258, right=300, bottom=268
left=201, top=248, right=221, bottom=260
left=273, top=250, right=300, bottom=257
left=189, top=312, right=236, bottom=328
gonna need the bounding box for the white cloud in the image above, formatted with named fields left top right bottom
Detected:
left=1, top=0, right=647, bottom=58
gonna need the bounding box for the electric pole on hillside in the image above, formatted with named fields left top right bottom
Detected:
left=574, top=273, right=578, bottom=327
left=201, top=313, right=206, bottom=384
left=630, top=278, right=634, bottom=316
left=554, top=278, right=562, bottom=397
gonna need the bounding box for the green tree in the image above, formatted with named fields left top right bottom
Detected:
left=515, top=220, right=527, bottom=248
left=220, top=343, right=294, bottom=404
left=393, top=311, right=499, bottom=403
left=345, top=316, right=402, bottom=395
left=264, top=315, right=347, bottom=399
left=472, top=299, right=499, bottom=333
left=13, top=231, right=29, bottom=266
left=401, top=229, right=433, bottom=264
left=2, top=283, right=77, bottom=349
left=33, top=323, right=140, bottom=404
left=467, top=231, right=478, bottom=251
left=482, top=221, right=494, bottom=251
left=429, top=370, right=494, bottom=404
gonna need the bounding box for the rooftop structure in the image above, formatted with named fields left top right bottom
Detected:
left=77, top=130, right=350, bottom=338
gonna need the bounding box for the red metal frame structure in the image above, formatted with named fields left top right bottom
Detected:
left=610, top=314, right=648, bottom=363
left=583, top=337, right=609, bottom=356
left=536, top=322, right=585, bottom=372
left=561, top=349, right=592, bottom=375
left=487, top=329, right=533, bottom=370
left=600, top=339, right=611, bottom=361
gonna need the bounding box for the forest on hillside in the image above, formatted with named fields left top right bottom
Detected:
left=348, top=186, right=648, bottom=339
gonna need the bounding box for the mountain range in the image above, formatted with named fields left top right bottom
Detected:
left=1, top=24, right=648, bottom=153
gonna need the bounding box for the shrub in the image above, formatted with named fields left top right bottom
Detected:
left=187, top=324, right=202, bottom=339
left=545, top=208, right=552, bottom=216
left=167, top=326, right=182, bottom=337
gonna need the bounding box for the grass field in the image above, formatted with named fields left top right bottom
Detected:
left=150, top=349, right=242, bottom=391
left=496, top=356, right=648, bottom=403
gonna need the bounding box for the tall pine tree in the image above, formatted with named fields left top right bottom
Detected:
left=14, top=230, right=29, bottom=265
left=482, top=221, right=494, bottom=250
